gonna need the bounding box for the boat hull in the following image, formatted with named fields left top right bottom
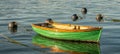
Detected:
left=32, top=26, right=102, bottom=42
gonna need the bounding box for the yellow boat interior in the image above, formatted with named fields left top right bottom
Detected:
left=32, top=22, right=102, bottom=32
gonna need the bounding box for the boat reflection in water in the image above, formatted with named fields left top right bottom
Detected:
left=32, top=34, right=100, bottom=54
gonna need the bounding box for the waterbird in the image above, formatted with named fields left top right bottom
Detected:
left=96, top=14, right=103, bottom=22
left=45, top=18, right=54, bottom=24
left=8, top=21, right=18, bottom=33
left=81, top=8, right=87, bottom=15
left=81, top=8, right=87, bottom=19
left=8, top=21, right=17, bottom=28
left=71, top=14, right=78, bottom=21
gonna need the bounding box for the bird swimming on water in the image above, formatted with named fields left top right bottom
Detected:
left=81, top=8, right=87, bottom=19
left=71, top=14, right=78, bottom=21
left=8, top=21, right=18, bottom=33
left=45, top=18, right=54, bottom=24
left=81, top=8, right=87, bottom=15
left=96, top=14, right=103, bottom=22
left=8, top=21, right=17, bottom=28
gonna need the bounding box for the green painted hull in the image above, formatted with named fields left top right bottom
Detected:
left=32, top=35, right=100, bottom=54
left=32, top=26, right=102, bottom=42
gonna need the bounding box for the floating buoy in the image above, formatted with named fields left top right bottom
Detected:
left=8, top=21, right=17, bottom=28
left=8, top=21, right=17, bottom=33
left=71, top=14, right=78, bottom=21
left=96, top=14, right=103, bottom=22
left=45, top=18, right=53, bottom=23
left=81, top=8, right=87, bottom=15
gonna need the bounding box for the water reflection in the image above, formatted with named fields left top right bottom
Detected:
left=8, top=27, right=17, bottom=33
left=0, top=34, right=48, bottom=53
left=32, top=35, right=100, bottom=54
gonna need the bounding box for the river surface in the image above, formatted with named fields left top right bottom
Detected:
left=0, top=0, right=120, bottom=54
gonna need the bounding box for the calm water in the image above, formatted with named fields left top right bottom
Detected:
left=0, top=0, right=120, bottom=54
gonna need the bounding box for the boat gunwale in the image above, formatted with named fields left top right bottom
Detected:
left=31, top=24, right=102, bottom=32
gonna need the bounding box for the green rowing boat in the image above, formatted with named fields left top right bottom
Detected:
left=31, top=22, right=102, bottom=42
